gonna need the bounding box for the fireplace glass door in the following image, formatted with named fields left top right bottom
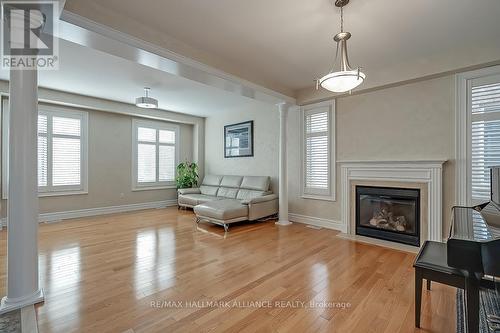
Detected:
left=356, top=186, right=420, bottom=246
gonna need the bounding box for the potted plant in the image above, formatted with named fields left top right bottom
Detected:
left=175, top=162, right=199, bottom=189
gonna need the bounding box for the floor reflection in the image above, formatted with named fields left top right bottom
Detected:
left=133, top=227, right=176, bottom=298
left=39, top=245, right=81, bottom=330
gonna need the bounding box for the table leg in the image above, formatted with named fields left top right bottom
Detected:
left=415, top=269, right=422, bottom=328
left=464, top=274, right=480, bottom=333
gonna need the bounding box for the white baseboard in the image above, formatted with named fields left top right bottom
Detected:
left=288, top=213, right=345, bottom=232
left=1, top=199, right=178, bottom=227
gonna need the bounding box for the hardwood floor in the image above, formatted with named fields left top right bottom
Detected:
left=0, top=207, right=456, bottom=332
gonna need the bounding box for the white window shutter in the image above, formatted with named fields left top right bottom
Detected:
left=301, top=101, right=335, bottom=200
left=159, top=145, right=175, bottom=181
left=133, top=121, right=179, bottom=188
left=52, top=137, right=81, bottom=186
left=38, top=114, right=48, bottom=187
left=471, top=80, right=500, bottom=201
left=137, top=143, right=157, bottom=183
left=38, top=136, right=48, bottom=187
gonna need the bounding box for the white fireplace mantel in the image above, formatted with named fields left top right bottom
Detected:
left=340, top=160, right=447, bottom=243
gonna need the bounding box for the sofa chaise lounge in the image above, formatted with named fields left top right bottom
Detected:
left=177, top=175, right=278, bottom=231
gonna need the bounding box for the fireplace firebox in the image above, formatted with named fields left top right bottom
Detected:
left=355, top=186, right=420, bottom=247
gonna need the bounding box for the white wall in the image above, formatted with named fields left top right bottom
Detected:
left=204, top=101, right=279, bottom=191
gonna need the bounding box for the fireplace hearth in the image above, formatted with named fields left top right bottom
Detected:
left=355, top=186, right=420, bottom=247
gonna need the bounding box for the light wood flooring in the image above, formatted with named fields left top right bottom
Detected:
left=0, top=207, right=456, bottom=332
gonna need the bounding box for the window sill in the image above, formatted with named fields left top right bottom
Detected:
left=39, top=190, right=88, bottom=198
left=132, top=185, right=177, bottom=192
left=301, top=194, right=336, bottom=202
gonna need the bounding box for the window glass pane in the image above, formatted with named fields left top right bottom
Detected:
left=138, top=127, right=156, bottom=142
left=38, top=136, right=47, bottom=187
left=138, top=144, right=156, bottom=183
left=53, top=116, right=81, bottom=136
left=306, top=111, right=328, bottom=133
left=38, top=114, right=47, bottom=134
left=159, top=145, right=175, bottom=181
left=52, top=137, right=81, bottom=186
left=305, top=135, right=328, bottom=189
left=159, top=130, right=175, bottom=144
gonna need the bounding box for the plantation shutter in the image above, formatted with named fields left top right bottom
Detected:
left=38, top=114, right=48, bottom=187
left=471, top=75, right=500, bottom=202
left=51, top=116, right=82, bottom=186
left=137, top=127, right=157, bottom=183
left=304, top=108, right=330, bottom=195
left=158, top=129, right=176, bottom=182
left=37, top=111, right=85, bottom=193
left=135, top=124, right=177, bottom=186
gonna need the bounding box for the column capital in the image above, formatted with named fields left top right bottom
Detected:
left=276, top=102, right=299, bottom=113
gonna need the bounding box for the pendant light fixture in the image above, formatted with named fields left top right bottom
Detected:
left=135, top=87, right=158, bottom=109
left=317, top=0, right=365, bottom=93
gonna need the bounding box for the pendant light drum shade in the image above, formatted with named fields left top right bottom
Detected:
left=136, top=88, right=158, bottom=109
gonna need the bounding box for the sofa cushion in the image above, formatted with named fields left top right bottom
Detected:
left=220, top=175, right=243, bottom=188
left=236, top=189, right=269, bottom=201
left=178, top=193, right=219, bottom=206
left=217, top=187, right=238, bottom=199
left=240, top=176, right=270, bottom=191
left=200, top=185, right=218, bottom=196
left=194, top=199, right=248, bottom=221
left=202, top=175, right=223, bottom=186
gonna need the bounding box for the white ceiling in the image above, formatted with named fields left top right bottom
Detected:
left=64, top=0, right=500, bottom=95
left=0, top=39, right=272, bottom=117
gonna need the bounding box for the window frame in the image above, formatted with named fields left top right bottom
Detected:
left=300, top=100, right=336, bottom=201
left=1, top=99, right=89, bottom=198
left=456, top=65, right=500, bottom=206
left=132, top=119, right=180, bottom=191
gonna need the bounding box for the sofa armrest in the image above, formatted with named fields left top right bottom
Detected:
left=178, top=188, right=201, bottom=195
left=242, top=194, right=278, bottom=205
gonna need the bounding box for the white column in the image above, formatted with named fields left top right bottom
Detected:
left=0, top=10, right=44, bottom=314
left=276, top=103, right=292, bottom=226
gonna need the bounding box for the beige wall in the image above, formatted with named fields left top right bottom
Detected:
left=289, top=75, right=455, bottom=234
left=204, top=75, right=456, bottom=236
left=37, top=109, right=192, bottom=214
left=0, top=84, right=203, bottom=217
left=204, top=102, right=279, bottom=192
left=1, top=108, right=193, bottom=216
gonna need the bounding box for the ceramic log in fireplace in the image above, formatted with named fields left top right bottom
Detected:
left=355, top=186, right=420, bottom=247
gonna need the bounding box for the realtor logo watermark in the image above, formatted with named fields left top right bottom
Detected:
left=1, top=1, right=59, bottom=69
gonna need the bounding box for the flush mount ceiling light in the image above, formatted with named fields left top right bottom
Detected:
left=317, top=0, right=365, bottom=93
left=135, top=87, right=158, bottom=109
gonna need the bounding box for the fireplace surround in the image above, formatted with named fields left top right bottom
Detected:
left=340, top=160, right=446, bottom=250
left=356, top=186, right=421, bottom=246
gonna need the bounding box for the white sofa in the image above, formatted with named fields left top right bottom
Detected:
left=177, top=175, right=278, bottom=231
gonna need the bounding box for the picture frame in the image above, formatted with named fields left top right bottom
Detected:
left=224, top=120, right=254, bottom=158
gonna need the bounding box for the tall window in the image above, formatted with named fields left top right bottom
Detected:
left=470, top=74, right=500, bottom=203
left=132, top=120, right=179, bottom=189
left=38, top=110, right=88, bottom=194
left=301, top=100, right=335, bottom=201
left=1, top=103, right=88, bottom=197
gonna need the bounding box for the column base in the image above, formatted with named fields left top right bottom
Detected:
left=276, top=220, right=293, bottom=226
left=0, top=288, right=44, bottom=315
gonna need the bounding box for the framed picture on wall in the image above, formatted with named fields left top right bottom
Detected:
left=224, top=120, right=254, bottom=158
